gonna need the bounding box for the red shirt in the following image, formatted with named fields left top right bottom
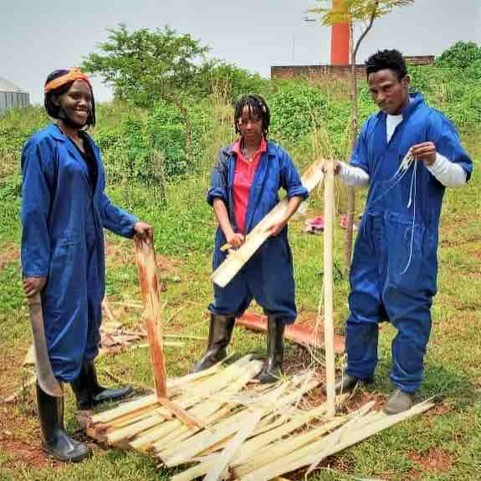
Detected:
left=232, top=138, right=267, bottom=234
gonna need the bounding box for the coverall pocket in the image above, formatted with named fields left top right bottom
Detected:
left=388, top=219, right=425, bottom=292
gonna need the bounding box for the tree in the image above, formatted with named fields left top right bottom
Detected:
left=435, top=41, right=481, bottom=70
left=309, top=0, right=414, bottom=273
left=83, top=24, right=211, bottom=159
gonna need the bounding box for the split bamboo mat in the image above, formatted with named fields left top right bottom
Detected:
left=85, top=355, right=434, bottom=481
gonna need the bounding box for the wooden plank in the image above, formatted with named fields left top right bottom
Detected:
left=323, top=160, right=336, bottom=418
left=134, top=237, right=167, bottom=398
left=212, top=159, right=325, bottom=288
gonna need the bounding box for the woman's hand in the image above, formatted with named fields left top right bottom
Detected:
left=23, top=276, right=47, bottom=298
left=134, top=221, right=153, bottom=242
left=226, top=232, right=245, bottom=249
left=266, top=219, right=288, bottom=237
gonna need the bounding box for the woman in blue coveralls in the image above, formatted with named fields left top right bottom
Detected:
left=332, top=50, right=472, bottom=414
left=192, top=94, right=308, bottom=383
left=21, top=68, right=152, bottom=461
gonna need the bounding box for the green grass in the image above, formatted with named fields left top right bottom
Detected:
left=0, top=128, right=480, bottom=481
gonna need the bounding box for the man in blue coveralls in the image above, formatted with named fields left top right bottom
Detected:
left=333, top=50, right=473, bottom=414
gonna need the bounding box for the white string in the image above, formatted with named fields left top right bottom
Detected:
left=370, top=151, right=414, bottom=205
left=400, top=158, right=418, bottom=275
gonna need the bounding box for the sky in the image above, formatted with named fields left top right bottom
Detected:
left=1, top=0, right=479, bottom=104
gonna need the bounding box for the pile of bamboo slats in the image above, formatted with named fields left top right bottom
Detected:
left=85, top=356, right=434, bottom=481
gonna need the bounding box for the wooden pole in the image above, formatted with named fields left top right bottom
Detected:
left=134, top=237, right=167, bottom=399
left=323, top=161, right=336, bottom=417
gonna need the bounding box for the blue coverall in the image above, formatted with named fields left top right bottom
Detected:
left=207, top=142, right=308, bottom=324
left=346, top=93, right=473, bottom=393
left=21, top=124, right=138, bottom=383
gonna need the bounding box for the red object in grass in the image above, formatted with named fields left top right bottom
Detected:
left=339, top=214, right=358, bottom=230
left=237, top=312, right=345, bottom=354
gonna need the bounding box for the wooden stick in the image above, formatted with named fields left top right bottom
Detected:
left=323, top=160, right=336, bottom=418
left=134, top=237, right=167, bottom=399
left=212, top=159, right=325, bottom=288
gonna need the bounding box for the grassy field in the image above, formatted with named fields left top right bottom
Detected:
left=0, top=113, right=480, bottom=480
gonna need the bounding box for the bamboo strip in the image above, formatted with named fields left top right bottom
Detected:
left=134, top=360, right=263, bottom=452
left=134, top=238, right=167, bottom=398
left=104, top=360, right=263, bottom=446
left=130, top=400, right=222, bottom=452
left=156, top=361, right=264, bottom=458
left=204, top=410, right=263, bottom=481
left=156, top=406, right=233, bottom=453
left=231, top=403, right=328, bottom=467
left=239, top=401, right=434, bottom=480
left=233, top=416, right=347, bottom=478
left=323, top=160, right=336, bottom=418
left=161, top=409, right=249, bottom=467
left=212, top=159, right=325, bottom=288
left=157, top=397, right=204, bottom=429
left=234, top=404, right=372, bottom=477
left=91, top=355, right=252, bottom=429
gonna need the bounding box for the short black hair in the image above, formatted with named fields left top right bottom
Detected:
left=234, top=94, right=270, bottom=137
left=44, top=69, right=96, bottom=127
left=365, top=49, right=408, bottom=80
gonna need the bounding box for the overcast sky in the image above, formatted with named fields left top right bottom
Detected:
left=1, top=0, right=479, bottom=104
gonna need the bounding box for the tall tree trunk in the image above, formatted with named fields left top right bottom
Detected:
left=342, top=1, right=379, bottom=275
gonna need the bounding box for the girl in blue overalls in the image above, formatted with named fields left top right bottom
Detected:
left=21, top=68, right=152, bottom=461
left=193, top=94, right=308, bottom=383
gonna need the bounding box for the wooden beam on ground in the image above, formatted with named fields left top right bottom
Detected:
left=237, top=312, right=345, bottom=353
left=212, top=159, right=325, bottom=288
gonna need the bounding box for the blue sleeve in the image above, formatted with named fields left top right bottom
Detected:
left=427, top=112, right=473, bottom=182
left=95, top=147, right=138, bottom=238
left=21, top=137, right=56, bottom=277
left=279, top=148, right=309, bottom=200
left=207, top=148, right=229, bottom=206
left=350, top=122, right=370, bottom=174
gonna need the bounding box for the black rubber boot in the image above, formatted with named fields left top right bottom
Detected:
left=192, top=314, right=235, bottom=372
left=36, top=383, right=91, bottom=462
left=71, top=360, right=133, bottom=410
left=323, top=373, right=373, bottom=395
left=258, top=316, right=285, bottom=384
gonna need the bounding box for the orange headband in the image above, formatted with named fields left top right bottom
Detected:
left=44, top=68, right=91, bottom=94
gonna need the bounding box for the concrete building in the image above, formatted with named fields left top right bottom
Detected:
left=0, top=76, right=30, bottom=114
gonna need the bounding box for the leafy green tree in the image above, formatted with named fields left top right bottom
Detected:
left=83, top=24, right=211, bottom=159
left=83, top=24, right=210, bottom=105
left=435, top=41, right=481, bottom=70
left=309, top=0, right=414, bottom=272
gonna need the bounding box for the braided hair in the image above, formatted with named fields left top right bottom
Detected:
left=234, top=94, right=270, bottom=137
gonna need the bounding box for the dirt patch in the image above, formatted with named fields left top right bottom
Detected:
left=407, top=447, right=453, bottom=474
left=105, top=239, right=182, bottom=275
left=0, top=242, right=19, bottom=271
left=0, top=403, right=50, bottom=469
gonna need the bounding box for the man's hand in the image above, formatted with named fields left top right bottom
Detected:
left=226, top=232, right=245, bottom=249
left=410, top=142, right=437, bottom=167
left=23, top=276, right=47, bottom=298
left=134, top=221, right=153, bottom=242
left=322, top=160, right=341, bottom=175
